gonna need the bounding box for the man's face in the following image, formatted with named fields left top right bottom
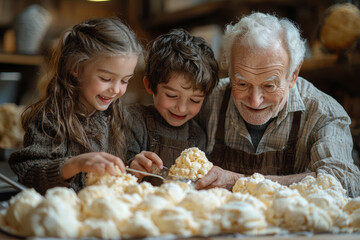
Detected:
left=230, top=39, right=296, bottom=125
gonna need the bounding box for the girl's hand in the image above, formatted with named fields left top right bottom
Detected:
left=129, top=151, right=163, bottom=180
left=62, top=152, right=126, bottom=180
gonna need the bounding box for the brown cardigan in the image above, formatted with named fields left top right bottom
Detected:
left=9, top=110, right=113, bottom=195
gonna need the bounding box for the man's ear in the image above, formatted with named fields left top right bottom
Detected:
left=143, top=77, right=154, bottom=95
left=289, top=61, right=302, bottom=88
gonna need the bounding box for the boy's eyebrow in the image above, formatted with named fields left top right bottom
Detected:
left=192, top=93, right=205, bottom=97
left=163, top=85, right=177, bottom=91
left=163, top=85, right=205, bottom=97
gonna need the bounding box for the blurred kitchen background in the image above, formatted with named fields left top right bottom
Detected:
left=0, top=0, right=359, bottom=167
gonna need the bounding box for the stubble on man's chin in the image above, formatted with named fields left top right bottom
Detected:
left=235, top=104, right=268, bottom=126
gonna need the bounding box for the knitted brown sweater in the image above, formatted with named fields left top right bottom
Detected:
left=126, top=104, right=207, bottom=166
left=8, top=110, right=113, bottom=195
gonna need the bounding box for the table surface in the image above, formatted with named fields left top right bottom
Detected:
left=1, top=160, right=359, bottom=240
left=0, top=231, right=359, bottom=240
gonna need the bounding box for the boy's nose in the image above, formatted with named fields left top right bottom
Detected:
left=176, top=99, right=187, bottom=113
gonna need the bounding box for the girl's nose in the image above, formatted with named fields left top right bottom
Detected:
left=110, top=81, right=127, bottom=97
left=110, top=82, right=120, bottom=94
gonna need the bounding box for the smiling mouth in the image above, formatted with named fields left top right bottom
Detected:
left=98, top=95, right=113, bottom=103
left=245, top=105, right=267, bottom=112
left=170, top=112, right=186, bottom=120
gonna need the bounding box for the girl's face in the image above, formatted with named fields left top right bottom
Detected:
left=76, top=55, right=138, bottom=115
left=145, top=74, right=205, bottom=127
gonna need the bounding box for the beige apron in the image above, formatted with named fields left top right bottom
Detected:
left=142, top=112, right=196, bottom=185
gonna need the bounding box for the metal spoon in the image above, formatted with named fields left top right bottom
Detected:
left=126, top=166, right=195, bottom=187
left=0, top=173, right=27, bottom=191
left=151, top=165, right=196, bottom=184
left=125, top=166, right=166, bottom=181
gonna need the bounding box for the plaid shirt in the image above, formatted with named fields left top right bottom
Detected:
left=198, top=77, right=360, bottom=197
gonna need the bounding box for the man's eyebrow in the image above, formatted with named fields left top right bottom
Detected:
left=234, top=73, right=277, bottom=82
left=265, top=75, right=277, bottom=81
left=235, top=73, right=247, bottom=81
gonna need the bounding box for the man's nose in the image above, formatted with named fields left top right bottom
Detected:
left=249, top=86, right=264, bottom=108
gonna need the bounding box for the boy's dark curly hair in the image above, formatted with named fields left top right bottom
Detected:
left=145, top=28, right=219, bottom=96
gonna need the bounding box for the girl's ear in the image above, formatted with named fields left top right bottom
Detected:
left=71, top=70, right=78, bottom=78
left=143, top=77, right=154, bottom=95
left=71, top=65, right=80, bottom=77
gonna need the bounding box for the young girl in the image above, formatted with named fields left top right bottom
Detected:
left=9, top=17, right=143, bottom=194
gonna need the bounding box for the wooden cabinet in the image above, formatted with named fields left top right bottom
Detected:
left=135, top=0, right=330, bottom=40
left=0, top=53, right=44, bottom=105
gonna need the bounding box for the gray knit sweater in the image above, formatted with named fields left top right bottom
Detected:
left=9, top=110, right=113, bottom=195
left=125, top=104, right=207, bottom=165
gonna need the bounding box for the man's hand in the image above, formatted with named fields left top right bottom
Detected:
left=129, top=151, right=163, bottom=180
left=195, top=166, right=244, bottom=190
left=265, top=172, right=316, bottom=186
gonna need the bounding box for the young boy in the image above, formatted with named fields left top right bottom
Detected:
left=126, top=29, right=219, bottom=181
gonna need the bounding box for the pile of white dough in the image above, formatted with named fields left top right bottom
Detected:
left=0, top=153, right=360, bottom=238
left=0, top=103, right=25, bottom=148
left=169, top=147, right=213, bottom=180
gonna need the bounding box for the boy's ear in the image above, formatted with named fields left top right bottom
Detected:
left=143, top=77, right=154, bottom=95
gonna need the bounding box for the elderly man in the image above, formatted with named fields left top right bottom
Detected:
left=196, top=12, right=360, bottom=197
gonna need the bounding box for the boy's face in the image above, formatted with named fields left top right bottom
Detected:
left=76, top=55, right=138, bottom=115
left=147, top=74, right=205, bottom=127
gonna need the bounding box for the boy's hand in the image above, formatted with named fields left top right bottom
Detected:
left=62, top=152, right=126, bottom=180
left=129, top=151, right=163, bottom=180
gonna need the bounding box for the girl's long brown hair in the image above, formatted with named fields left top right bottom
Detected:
left=22, top=17, right=143, bottom=160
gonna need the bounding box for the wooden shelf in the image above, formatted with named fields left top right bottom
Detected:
left=301, top=55, right=338, bottom=71
left=0, top=53, right=43, bottom=66
left=301, top=55, right=360, bottom=71
left=142, top=0, right=301, bottom=29
left=300, top=55, right=360, bottom=98
left=144, top=1, right=226, bottom=28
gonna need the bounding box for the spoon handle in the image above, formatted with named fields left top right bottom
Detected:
left=0, top=173, right=27, bottom=191
left=126, top=167, right=165, bottom=180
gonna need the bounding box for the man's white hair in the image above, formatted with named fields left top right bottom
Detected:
left=223, top=12, right=306, bottom=79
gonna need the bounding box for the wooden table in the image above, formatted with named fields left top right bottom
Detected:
left=0, top=231, right=359, bottom=240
